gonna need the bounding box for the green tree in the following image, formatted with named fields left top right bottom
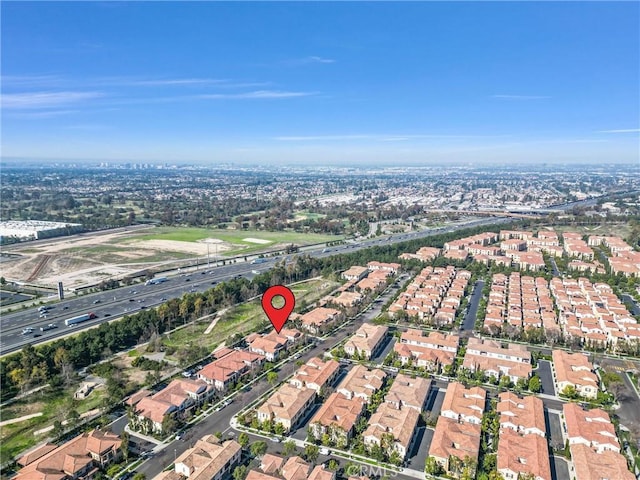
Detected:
left=232, top=465, right=248, bottom=480
left=121, top=431, right=130, bottom=461
left=304, top=444, right=319, bottom=463
left=250, top=441, right=268, bottom=457
left=283, top=440, right=297, bottom=456
left=425, top=456, right=443, bottom=476
left=266, top=371, right=279, bottom=386
left=238, top=432, right=249, bottom=448
left=327, top=459, right=339, bottom=471
left=162, top=414, right=178, bottom=435
left=132, top=474, right=146, bottom=480
left=528, top=375, right=542, bottom=393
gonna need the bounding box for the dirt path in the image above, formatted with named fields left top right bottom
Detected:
left=0, top=412, right=43, bottom=427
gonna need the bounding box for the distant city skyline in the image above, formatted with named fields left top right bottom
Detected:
left=1, top=2, right=639, bottom=165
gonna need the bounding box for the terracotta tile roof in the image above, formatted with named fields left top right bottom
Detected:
left=260, top=454, right=284, bottom=474
left=552, top=350, right=598, bottom=393
left=441, top=382, right=486, bottom=423
left=282, top=456, right=311, bottom=480
left=310, top=392, right=364, bottom=433
left=497, top=392, right=545, bottom=436
left=363, top=403, right=420, bottom=455
left=289, top=358, right=340, bottom=391
left=16, top=430, right=121, bottom=480
left=497, top=429, right=551, bottom=480
left=337, top=365, right=387, bottom=402
left=428, top=416, right=481, bottom=464
left=563, top=403, right=619, bottom=451
left=570, top=443, right=635, bottom=480
left=171, top=436, right=241, bottom=480
left=344, top=324, right=388, bottom=357
left=300, top=307, right=341, bottom=327
left=384, top=374, right=431, bottom=411
left=257, top=384, right=316, bottom=423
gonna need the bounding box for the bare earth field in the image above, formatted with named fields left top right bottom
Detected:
left=1, top=226, right=338, bottom=290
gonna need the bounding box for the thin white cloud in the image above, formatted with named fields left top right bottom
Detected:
left=7, top=109, right=81, bottom=119
left=1, top=75, right=65, bottom=88
left=1, top=91, right=104, bottom=109
left=274, top=133, right=510, bottom=142
left=596, top=128, right=640, bottom=134
left=199, top=90, right=316, bottom=100
left=308, top=56, right=335, bottom=64
left=491, top=94, right=551, bottom=100
left=281, top=56, right=336, bottom=66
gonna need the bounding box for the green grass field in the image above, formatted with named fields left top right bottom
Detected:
left=134, top=227, right=342, bottom=246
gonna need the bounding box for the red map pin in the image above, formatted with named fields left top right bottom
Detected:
left=261, top=285, right=295, bottom=334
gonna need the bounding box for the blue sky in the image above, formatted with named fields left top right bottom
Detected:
left=2, top=2, right=639, bottom=165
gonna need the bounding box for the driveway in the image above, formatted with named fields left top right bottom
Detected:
left=406, top=426, right=433, bottom=471
left=545, top=410, right=564, bottom=450
left=426, top=389, right=445, bottom=422
left=372, top=337, right=396, bottom=363
left=536, top=360, right=556, bottom=396
left=551, top=455, right=570, bottom=480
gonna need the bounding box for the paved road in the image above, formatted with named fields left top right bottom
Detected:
left=622, top=294, right=640, bottom=316
left=1, top=217, right=515, bottom=355
left=551, top=455, right=571, bottom=480
left=460, top=279, right=485, bottom=332
left=545, top=410, right=564, bottom=450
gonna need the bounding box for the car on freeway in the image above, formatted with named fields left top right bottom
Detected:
left=22, top=327, right=34, bottom=335
left=93, top=299, right=101, bottom=304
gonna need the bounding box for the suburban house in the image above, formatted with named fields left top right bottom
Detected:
left=198, top=349, right=264, bottom=391
left=308, top=392, right=365, bottom=447
left=563, top=403, right=620, bottom=453
left=497, top=429, right=551, bottom=480
left=384, top=374, right=431, bottom=412
left=569, top=444, right=634, bottom=480
left=342, top=266, right=369, bottom=282
left=299, top=307, right=343, bottom=335
left=497, top=392, right=546, bottom=437
left=132, top=379, right=212, bottom=434
left=16, top=430, right=122, bottom=480
left=552, top=350, right=599, bottom=399
left=363, top=402, right=420, bottom=460
left=344, top=324, right=388, bottom=359
left=289, top=358, right=340, bottom=393
left=256, top=384, right=316, bottom=432
left=428, top=417, right=481, bottom=478
left=249, top=329, right=302, bottom=362
left=336, top=365, right=386, bottom=404
left=440, top=382, right=486, bottom=425
left=152, top=436, right=241, bottom=480
left=462, top=338, right=532, bottom=383
left=394, top=329, right=459, bottom=372
left=246, top=455, right=335, bottom=480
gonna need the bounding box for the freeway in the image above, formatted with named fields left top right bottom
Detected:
left=0, top=216, right=514, bottom=355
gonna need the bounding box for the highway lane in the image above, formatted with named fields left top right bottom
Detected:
left=0, top=216, right=514, bottom=355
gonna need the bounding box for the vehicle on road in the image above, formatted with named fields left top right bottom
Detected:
left=22, top=327, right=34, bottom=335
left=41, top=323, right=58, bottom=331
left=145, top=277, right=168, bottom=285
left=65, top=312, right=97, bottom=326
left=250, top=258, right=267, bottom=264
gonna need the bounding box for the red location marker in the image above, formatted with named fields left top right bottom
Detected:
left=261, top=285, right=295, bottom=334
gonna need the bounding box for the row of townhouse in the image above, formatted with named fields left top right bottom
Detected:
left=398, top=246, right=441, bottom=262
left=15, top=430, right=122, bottom=480
left=258, top=358, right=340, bottom=433
left=550, top=277, right=640, bottom=349
left=462, top=337, right=532, bottom=383
left=389, top=266, right=470, bottom=325
left=483, top=273, right=558, bottom=336
left=551, top=350, right=599, bottom=399
left=444, top=232, right=499, bottom=250
left=567, top=259, right=606, bottom=274
left=247, top=329, right=303, bottom=362
left=153, top=435, right=241, bottom=480
left=246, top=454, right=337, bottom=480
left=129, top=379, right=213, bottom=434
left=562, top=403, right=634, bottom=480
left=198, top=348, right=265, bottom=391
left=362, top=375, right=431, bottom=460
left=428, top=382, right=486, bottom=477
left=563, top=232, right=595, bottom=260
left=496, top=392, right=551, bottom=480
left=308, top=364, right=386, bottom=446
left=443, top=230, right=550, bottom=270
left=589, top=235, right=640, bottom=277
left=393, top=328, right=458, bottom=373
left=344, top=324, right=389, bottom=360
left=291, top=307, right=343, bottom=335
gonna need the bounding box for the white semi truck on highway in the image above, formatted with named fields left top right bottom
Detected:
left=65, top=312, right=97, bottom=326
left=145, top=277, right=168, bottom=285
